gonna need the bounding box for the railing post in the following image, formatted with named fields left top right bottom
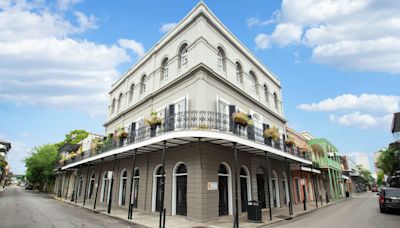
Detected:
left=233, top=142, right=239, bottom=228
left=83, top=165, right=90, bottom=206
left=300, top=163, right=306, bottom=211
left=159, top=140, right=166, bottom=228
left=264, top=151, right=272, bottom=221
left=108, top=154, right=117, bottom=214
left=286, top=158, right=293, bottom=215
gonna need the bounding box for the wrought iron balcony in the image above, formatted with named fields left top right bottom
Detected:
left=62, top=110, right=311, bottom=167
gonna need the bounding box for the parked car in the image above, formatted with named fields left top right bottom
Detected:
left=25, top=184, right=33, bottom=190
left=378, top=187, right=400, bottom=213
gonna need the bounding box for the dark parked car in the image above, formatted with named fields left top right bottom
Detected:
left=378, top=187, right=400, bottom=213
left=25, top=184, right=33, bottom=190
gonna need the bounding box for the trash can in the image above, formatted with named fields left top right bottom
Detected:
left=247, top=200, right=262, bottom=222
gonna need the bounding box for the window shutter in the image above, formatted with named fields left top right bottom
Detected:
left=262, top=124, right=267, bottom=145
left=229, top=105, right=236, bottom=132
left=168, top=104, right=175, bottom=131
left=130, top=122, right=136, bottom=143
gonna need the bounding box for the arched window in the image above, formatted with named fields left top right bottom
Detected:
left=152, top=165, right=164, bottom=212
left=239, top=166, right=251, bottom=212
left=87, top=172, right=95, bottom=199
left=264, top=84, right=269, bottom=104
left=119, top=169, right=128, bottom=206
left=129, top=84, right=134, bottom=101
left=271, top=170, right=280, bottom=208
left=111, top=98, right=116, bottom=114
left=140, top=75, right=146, bottom=95
left=117, top=93, right=123, bottom=112
left=282, top=172, right=289, bottom=205
left=178, top=43, right=188, bottom=70
left=161, top=58, right=169, bottom=81
left=132, top=168, right=140, bottom=208
left=274, top=92, right=279, bottom=110
left=235, top=62, right=243, bottom=84
left=218, top=163, right=233, bottom=216
left=101, top=172, right=109, bottom=203
left=217, top=47, right=226, bottom=72
left=249, top=71, right=258, bottom=94
left=172, top=163, right=187, bottom=216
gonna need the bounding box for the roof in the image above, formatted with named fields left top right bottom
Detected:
left=391, top=112, right=400, bottom=133
left=110, top=1, right=281, bottom=93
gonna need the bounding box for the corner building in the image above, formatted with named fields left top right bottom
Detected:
left=55, top=2, right=312, bottom=222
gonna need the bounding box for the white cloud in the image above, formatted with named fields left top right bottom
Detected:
left=118, top=38, right=145, bottom=58
left=5, top=140, right=31, bottom=175
left=159, top=22, right=177, bottom=33
left=299, top=93, right=399, bottom=130
left=247, top=17, right=275, bottom=27
left=57, top=0, right=83, bottom=11
left=329, top=112, right=392, bottom=129
left=0, top=1, right=142, bottom=116
left=252, top=0, right=400, bottom=74
left=298, top=94, right=400, bottom=113
left=255, top=34, right=270, bottom=49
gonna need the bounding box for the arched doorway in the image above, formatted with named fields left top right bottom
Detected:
left=282, top=172, right=290, bottom=205
left=271, top=170, right=280, bottom=208
left=256, top=168, right=266, bottom=208
left=132, top=168, right=139, bottom=208
left=218, top=163, right=232, bottom=216
left=172, top=163, right=187, bottom=216
left=240, top=166, right=251, bottom=212
left=152, top=165, right=164, bottom=212
left=119, top=169, right=127, bottom=206
left=77, top=176, right=83, bottom=197
left=87, top=172, right=95, bottom=199
left=100, top=172, right=109, bottom=203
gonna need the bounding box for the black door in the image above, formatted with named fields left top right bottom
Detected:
left=156, top=177, right=162, bottom=212
left=256, top=174, right=266, bottom=208
left=240, top=177, right=248, bottom=212
left=176, top=175, right=187, bottom=216
left=133, top=178, right=139, bottom=208
left=219, top=175, right=229, bottom=216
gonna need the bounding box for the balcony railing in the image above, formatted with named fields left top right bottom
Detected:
left=61, top=110, right=310, bottom=167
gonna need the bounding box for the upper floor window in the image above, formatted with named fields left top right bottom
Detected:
left=140, top=75, right=146, bottom=95
left=236, top=62, right=243, bottom=84
left=249, top=71, right=258, bottom=94
left=179, top=43, right=188, bottom=70
left=129, top=84, right=134, bottom=101
left=264, top=84, right=269, bottom=104
left=161, top=58, right=169, bottom=81
left=274, top=92, right=279, bottom=110
left=217, top=47, right=226, bottom=72
left=117, top=93, right=123, bottom=112
left=111, top=98, right=116, bottom=114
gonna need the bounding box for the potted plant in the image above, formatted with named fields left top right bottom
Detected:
left=118, top=127, right=128, bottom=139
left=145, top=111, right=163, bottom=137
left=69, top=152, right=77, bottom=160
left=285, top=136, right=295, bottom=147
left=232, top=111, right=252, bottom=127
left=263, top=126, right=280, bottom=143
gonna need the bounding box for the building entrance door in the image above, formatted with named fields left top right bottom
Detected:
left=155, top=176, right=162, bottom=212
left=256, top=174, right=266, bottom=208
left=176, top=175, right=187, bottom=216
left=218, top=175, right=229, bottom=216
left=240, top=176, right=248, bottom=212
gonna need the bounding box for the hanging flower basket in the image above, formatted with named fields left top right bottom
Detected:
left=285, top=137, right=295, bottom=147
left=232, top=112, right=253, bottom=127
left=263, top=127, right=280, bottom=141
left=145, top=111, right=163, bottom=128
left=117, top=127, right=128, bottom=139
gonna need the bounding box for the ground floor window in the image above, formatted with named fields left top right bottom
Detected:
left=218, top=163, right=232, bottom=216
left=132, top=168, right=139, bottom=208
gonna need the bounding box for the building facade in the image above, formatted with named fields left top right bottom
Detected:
left=54, top=2, right=314, bottom=224
left=0, top=140, right=11, bottom=187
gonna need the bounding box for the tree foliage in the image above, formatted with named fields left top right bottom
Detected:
left=377, top=147, right=400, bottom=176
left=54, top=129, right=89, bottom=148
left=25, top=144, right=58, bottom=185
left=356, top=164, right=374, bottom=184
left=377, top=170, right=384, bottom=186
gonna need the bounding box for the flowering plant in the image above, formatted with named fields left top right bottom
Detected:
left=117, top=127, right=128, bottom=139
left=144, top=111, right=162, bottom=128
left=263, top=127, right=280, bottom=141
left=232, top=112, right=253, bottom=127
left=285, top=137, right=295, bottom=147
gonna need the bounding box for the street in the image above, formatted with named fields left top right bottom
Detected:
left=0, top=186, right=135, bottom=228
left=270, top=192, right=400, bottom=228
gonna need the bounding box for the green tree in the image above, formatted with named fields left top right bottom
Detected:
left=54, top=129, right=89, bottom=148
left=25, top=144, right=58, bottom=188
left=377, top=170, right=384, bottom=186
left=377, top=147, right=400, bottom=176
left=356, top=164, right=374, bottom=184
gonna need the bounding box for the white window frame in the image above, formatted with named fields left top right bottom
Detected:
left=118, top=169, right=128, bottom=206
left=152, top=164, right=163, bottom=212
left=171, top=162, right=188, bottom=215
left=271, top=170, right=280, bottom=208
left=173, top=95, right=188, bottom=129
left=240, top=166, right=252, bottom=203
left=216, top=96, right=230, bottom=130
left=217, top=162, right=233, bottom=215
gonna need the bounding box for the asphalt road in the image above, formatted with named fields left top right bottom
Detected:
left=0, top=185, right=136, bottom=228
left=270, top=192, right=400, bottom=228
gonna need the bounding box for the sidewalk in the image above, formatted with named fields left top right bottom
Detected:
left=51, top=195, right=349, bottom=228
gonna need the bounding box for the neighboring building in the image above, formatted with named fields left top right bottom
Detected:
left=286, top=128, right=323, bottom=207
left=340, top=156, right=352, bottom=196
left=0, top=140, right=11, bottom=187
left=54, top=2, right=313, bottom=224
left=352, top=153, right=371, bottom=172
left=391, top=112, right=400, bottom=143
left=304, top=137, right=343, bottom=201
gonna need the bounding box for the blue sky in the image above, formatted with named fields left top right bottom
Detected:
left=1, top=0, right=399, bottom=174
